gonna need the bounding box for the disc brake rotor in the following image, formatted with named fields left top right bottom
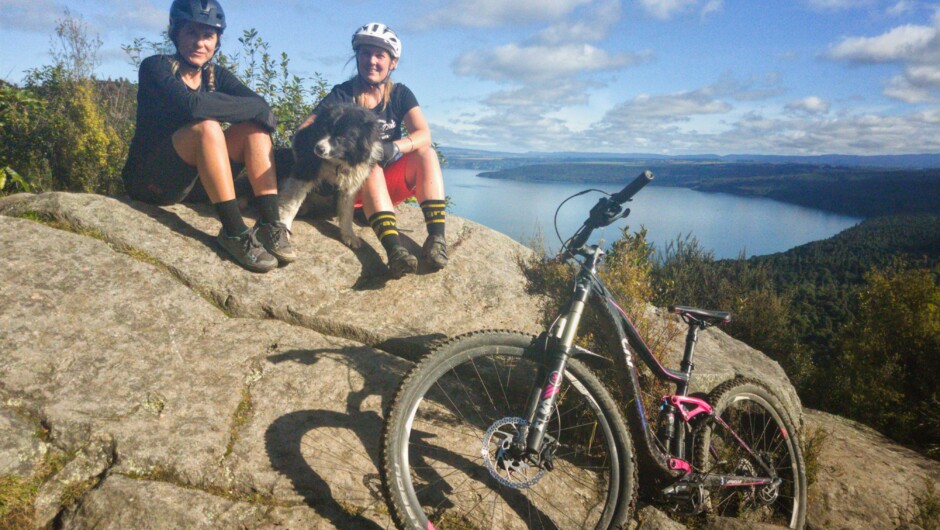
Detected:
left=481, top=417, right=545, bottom=489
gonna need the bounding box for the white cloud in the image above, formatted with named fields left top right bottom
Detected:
left=887, top=1, right=915, bottom=17
left=827, top=24, right=937, bottom=63
left=701, top=0, right=724, bottom=19
left=483, top=80, right=596, bottom=110
left=786, top=96, right=831, bottom=114
left=826, top=17, right=940, bottom=102
left=99, top=0, right=166, bottom=34
left=0, top=0, right=63, bottom=32
left=454, top=43, right=648, bottom=82
left=414, top=0, right=591, bottom=29
left=803, top=0, right=874, bottom=11
left=639, top=0, right=720, bottom=20
left=534, top=0, right=621, bottom=44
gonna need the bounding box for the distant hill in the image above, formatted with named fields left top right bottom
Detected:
left=441, top=152, right=940, bottom=218
left=440, top=147, right=940, bottom=170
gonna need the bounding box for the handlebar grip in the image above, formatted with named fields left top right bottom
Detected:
left=610, top=170, right=654, bottom=204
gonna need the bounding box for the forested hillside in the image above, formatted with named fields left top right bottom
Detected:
left=753, top=214, right=940, bottom=362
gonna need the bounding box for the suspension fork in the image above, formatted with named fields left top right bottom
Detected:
left=518, top=270, right=593, bottom=457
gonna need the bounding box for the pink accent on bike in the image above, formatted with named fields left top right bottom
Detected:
left=669, top=458, right=691, bottom=475
left=542, top=371, right=561, bottom=399
left=428, top=522, right=437, bottom=530
left=666, top=395, right=713, bottom=422
left=780, top=427, right=789, bottom=439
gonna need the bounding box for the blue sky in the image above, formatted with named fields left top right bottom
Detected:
left=2, top=0, right=939, bottom=155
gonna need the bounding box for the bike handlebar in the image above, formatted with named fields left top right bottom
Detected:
left=563, top=170, right=655, bottom=254
left=610, top=170, right=654, bottom=204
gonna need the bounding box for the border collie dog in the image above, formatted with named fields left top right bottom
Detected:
left=278, top=104, right=383, bottom=248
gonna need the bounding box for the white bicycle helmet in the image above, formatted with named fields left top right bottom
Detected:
left=352, top=22, right=402, bottom=59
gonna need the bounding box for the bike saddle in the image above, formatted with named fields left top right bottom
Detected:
left=669, top=305, right=732, bottom=326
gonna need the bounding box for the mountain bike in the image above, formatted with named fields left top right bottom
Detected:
left=380, top=171, right=807, bottom=529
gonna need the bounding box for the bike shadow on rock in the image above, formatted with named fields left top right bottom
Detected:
left=265, top=346, right=404, bottom=528
left=264, top=343, right=559, bottom=527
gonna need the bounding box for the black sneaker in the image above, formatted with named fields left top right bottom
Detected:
left=256, top=221, right=296, bottom=264
left=217, top=226, right=278, bottom=273
left=387, top=246, right=418, bottom=278
left=422, top=234, right=448, bottom=270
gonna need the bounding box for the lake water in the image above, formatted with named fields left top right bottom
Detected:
left=443, top=168, right=862, bottom=259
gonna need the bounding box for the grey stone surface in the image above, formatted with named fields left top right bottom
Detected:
left=0, top=192, right=541, bottom=359
left=805, top=409, right=940, bottom=530
left=0, top=408, right=49, bottom=477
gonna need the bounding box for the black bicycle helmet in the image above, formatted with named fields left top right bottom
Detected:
left=169, top=0, right=226, bottom=34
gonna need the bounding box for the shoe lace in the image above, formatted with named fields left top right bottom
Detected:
left=268, top=223, right=291, bottom=247
left=244, top=229, right=265, bottom=255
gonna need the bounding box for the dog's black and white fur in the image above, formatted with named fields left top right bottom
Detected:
left=278, top=104, right=383, bottom=248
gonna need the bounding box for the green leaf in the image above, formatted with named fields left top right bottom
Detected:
left=2, top=166, right=32, bottom=193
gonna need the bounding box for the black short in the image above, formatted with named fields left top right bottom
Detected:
left=123, top=135, right=201, bottom=205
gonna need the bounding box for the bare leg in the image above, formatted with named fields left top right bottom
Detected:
left=359, top=165, right=394, bottom=219
left=224, top=121, right=277, bottom=197
left=404, top=144, right=445, bottom=204
left=172, top=120, right=236, bottom=203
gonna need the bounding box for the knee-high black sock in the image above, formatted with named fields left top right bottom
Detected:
left=214, top=199, right=248, bottom=237
left=369, top=211, right=402, bottom=254
left=421, top=199, right=446, bottom=237
left=254, top=193, right=280, bottom=225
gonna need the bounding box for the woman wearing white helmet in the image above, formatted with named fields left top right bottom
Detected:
left=300, top=22, right=447, bottom=278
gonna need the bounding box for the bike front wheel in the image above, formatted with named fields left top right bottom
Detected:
left=381, top=330, right=634, bottom=529
left=693, top=378, right=807, bottom=528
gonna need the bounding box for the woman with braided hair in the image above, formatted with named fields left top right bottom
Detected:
left=122, top=0, right=293, bottom=272
left=299, top=22, right=448, bottom=278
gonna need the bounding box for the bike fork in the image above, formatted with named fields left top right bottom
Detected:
left=517, top=284, right=590, bottom=460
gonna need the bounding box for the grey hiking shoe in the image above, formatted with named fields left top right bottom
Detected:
left=387, top=246, right=418, bottom=278
left=217, top=226, right=278, bottom=273
left=256, top=221, right=296, bottom=264
left=422, top=234, right=448, bottom=270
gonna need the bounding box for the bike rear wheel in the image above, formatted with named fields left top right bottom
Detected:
left=694, top=378, right=807, bottom=528
left=381, top=330, right=634, bottom=529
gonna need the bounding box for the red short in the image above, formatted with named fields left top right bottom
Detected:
left=354, top=155, right=415, bottom=209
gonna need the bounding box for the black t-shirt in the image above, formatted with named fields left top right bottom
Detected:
left=123, top=54, right=274, bottom=179
left=313, top=80, right=419, bottom=141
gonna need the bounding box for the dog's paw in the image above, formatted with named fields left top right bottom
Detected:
left=342, top=233, right=363, bottom=249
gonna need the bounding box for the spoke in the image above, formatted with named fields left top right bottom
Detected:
left=470, top=355, right=501, bottom=417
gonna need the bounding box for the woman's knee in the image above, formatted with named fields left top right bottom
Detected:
left=191, top=119, right=226, bottom=140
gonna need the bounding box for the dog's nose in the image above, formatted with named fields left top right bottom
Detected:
left=314, top=140, right=331, bottom=158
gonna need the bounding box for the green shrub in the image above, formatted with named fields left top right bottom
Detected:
left=831, top=263, right=940, bottom=453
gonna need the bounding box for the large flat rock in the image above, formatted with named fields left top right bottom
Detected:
left=0, top=192, right=542, bottom=359
left=806, top=409, right=940, bottom=529
left=0, top=215, right=402, bottom=526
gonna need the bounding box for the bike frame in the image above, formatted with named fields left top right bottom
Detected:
left=518, top=207, right=779, bottom=501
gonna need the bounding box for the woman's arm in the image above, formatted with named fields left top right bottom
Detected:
left=140, top=55, right=273, bottom=128
left=399, top=106, right=432, bottom=154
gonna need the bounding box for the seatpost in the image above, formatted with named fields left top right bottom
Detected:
left=676, top=319, right=701, bottom=397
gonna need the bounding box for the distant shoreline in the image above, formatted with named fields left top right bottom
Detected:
left=456, top=161, right=940, bottom=219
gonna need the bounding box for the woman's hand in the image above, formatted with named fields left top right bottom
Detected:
left=381, top=141, right=400, bottom=165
